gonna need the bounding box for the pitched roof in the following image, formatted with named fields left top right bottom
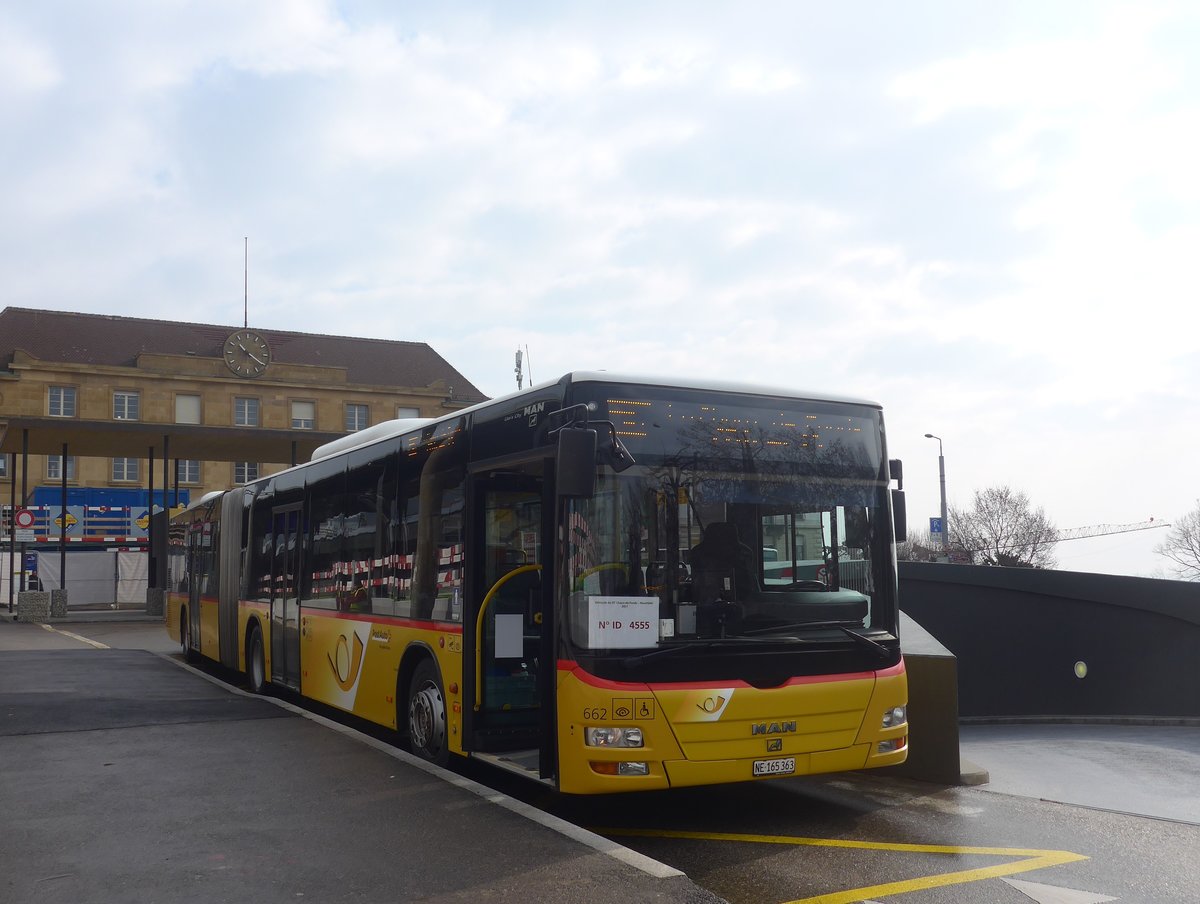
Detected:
left=0, top=307, right=486, bottom=402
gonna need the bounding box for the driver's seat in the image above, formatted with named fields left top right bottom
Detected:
left=689, top=522, right=759, bottom=603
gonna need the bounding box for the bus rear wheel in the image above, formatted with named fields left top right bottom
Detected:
left=407, top=659, right=448, bottom=766
left=247, top=625, right=267, bottom=694
left=180, top=609, right=198, bottom=664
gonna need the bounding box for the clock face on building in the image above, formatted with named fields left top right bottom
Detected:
left=223, top=330, right=271, bottom=377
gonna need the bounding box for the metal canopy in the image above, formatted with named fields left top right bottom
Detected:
left=0, top=416, right=344, bottom=464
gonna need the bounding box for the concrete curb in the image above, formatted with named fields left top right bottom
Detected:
left=958, top=757, right=990, bottom=786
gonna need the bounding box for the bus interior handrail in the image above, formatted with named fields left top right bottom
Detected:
left=473, top=563, right=543, bottom=712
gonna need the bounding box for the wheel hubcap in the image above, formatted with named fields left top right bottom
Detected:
left=409, top=681, right=445, bottom=755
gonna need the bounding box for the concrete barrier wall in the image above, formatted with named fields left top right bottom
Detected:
left=899, top=562, right=1200, bottom=718
left=884, top=613, right=986, bottom=785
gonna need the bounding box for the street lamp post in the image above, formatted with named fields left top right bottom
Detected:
left=924, top=433, right=948, bottom=558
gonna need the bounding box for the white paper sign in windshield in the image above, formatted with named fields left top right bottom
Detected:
left=586, top=596, right=659, bottom=649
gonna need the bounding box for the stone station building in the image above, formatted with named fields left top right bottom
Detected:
left=1, top=307, right=486, bottom=615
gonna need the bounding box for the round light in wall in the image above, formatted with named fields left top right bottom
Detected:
left=1073, top=661, right=1088, bottom=679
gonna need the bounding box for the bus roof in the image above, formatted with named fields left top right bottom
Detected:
left=181, top=490, right=224, bottom=513
left=310, top=417, right=432, bottom=462
left=300, top=372, right=882, bottom=466
left=557, top=371, right=883, bottom=409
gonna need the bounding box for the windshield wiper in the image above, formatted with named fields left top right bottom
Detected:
left=619, top=636, right=798, bottom=668
left=620, top=640, right=718, bottom=667
left=839, top=627, right=892, bottom=660
left=743, top=619, right=860, bottom=636
left=743, top=621, right=893, bottom=661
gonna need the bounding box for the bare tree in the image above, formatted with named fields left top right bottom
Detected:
left=1155, top=501, right=1200, bottom=581
left=949, top=485, right=1058, bottom=568
left=896, top=527, right=937, bottom=562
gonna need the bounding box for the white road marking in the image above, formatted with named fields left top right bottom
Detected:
left=38, top=624, right=109, bottom=649
left=1003, top=877, right=1117, bottom=903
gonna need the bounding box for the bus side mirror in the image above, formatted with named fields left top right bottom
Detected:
left=557, top=428, right=597, bottom=498
left=891, top=489, right=907, bottom=543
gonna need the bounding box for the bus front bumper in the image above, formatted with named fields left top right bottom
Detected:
left=559, top=737, right=908, bottom=794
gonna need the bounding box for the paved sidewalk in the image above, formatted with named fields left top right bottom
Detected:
left=3, top=604, right=161, bottom=623
left=0, top=645, right=725, bottom=904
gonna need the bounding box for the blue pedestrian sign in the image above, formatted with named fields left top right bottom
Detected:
left=929, top=517, right=943, bottom=535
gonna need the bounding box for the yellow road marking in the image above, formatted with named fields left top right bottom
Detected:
left=39, top=624, right=109, bottom=650
left=598, top=828, right=1088, bottom=904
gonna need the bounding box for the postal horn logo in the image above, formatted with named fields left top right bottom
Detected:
left=328, top=632, right=365, bottom=692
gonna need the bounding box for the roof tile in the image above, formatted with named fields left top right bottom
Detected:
left=0, top=307, right=486, bottom=402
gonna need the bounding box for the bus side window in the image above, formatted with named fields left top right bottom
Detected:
left=411, top=448, right=465, bottom=621
left=387, top=488, right=417, bottom=615
left=246, top=510, right=273, bottom=604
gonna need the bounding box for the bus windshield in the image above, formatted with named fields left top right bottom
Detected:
left=561, top=385, right=896, bottom=663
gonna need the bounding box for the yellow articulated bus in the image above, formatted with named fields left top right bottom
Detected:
left=166, top=372, right=909, bottom=793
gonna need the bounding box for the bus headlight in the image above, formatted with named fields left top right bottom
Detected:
left=882, top=705, right=907, bottom=728
left=585, top=726, right=644, bottom=748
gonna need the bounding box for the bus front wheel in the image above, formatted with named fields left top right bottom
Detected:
left=407, top=659, right=448, bottom=766
left=247, top=625, right=267, bottom=694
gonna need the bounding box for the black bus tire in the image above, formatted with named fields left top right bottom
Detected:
left=247, top=625, right=267, bottom=694
left=180, top=608, right=198, bottom=663
left=407, top=659, right=449, bottom=766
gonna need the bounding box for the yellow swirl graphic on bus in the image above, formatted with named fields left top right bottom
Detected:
left=328, top=632, right=365, bottom=691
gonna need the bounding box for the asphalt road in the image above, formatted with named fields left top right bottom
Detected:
left=0, top=616, right=178, bottom=654
left=468, top=744, right=1195, bottom=904
left=6, top=619, right=1198, bottom=903
left=960, top=722, right=1200, bottom=824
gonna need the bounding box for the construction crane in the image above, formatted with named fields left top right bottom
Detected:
left=1054, top=518, right=1167, bottom=543
left=936, top=518, right=1169, bottom=561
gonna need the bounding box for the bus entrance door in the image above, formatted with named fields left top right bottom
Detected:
left=269, top=505, right=302, bottom=690
left=465, top=468, right=555, bottom=780
left=186, top=520, right=204, bottom=655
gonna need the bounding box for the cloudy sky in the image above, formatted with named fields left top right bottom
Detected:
left=4, top=1, right=1197, bottom=577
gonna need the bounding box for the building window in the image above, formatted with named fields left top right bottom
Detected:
left=47, top=455, right=77, bottom=481
left=113, top=390, right=140, bottom=421
left=176, top=394, right=201, bottom=424
left=234, top=462, right=259, bottom=484
left=176, top=460, right=201, bottom=484
left=112, top=458, right=140, bottom=482
left=234, top=397, right=260, bottom=427
left=345, top=403, right=369, bottom=432
left=396, top=406, right=420, bottom=419
left=291, top=401, right=315, bottom=430
left=48, top=386, right=77, bottom=418
left=0, top=455, right=9, bottom=479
